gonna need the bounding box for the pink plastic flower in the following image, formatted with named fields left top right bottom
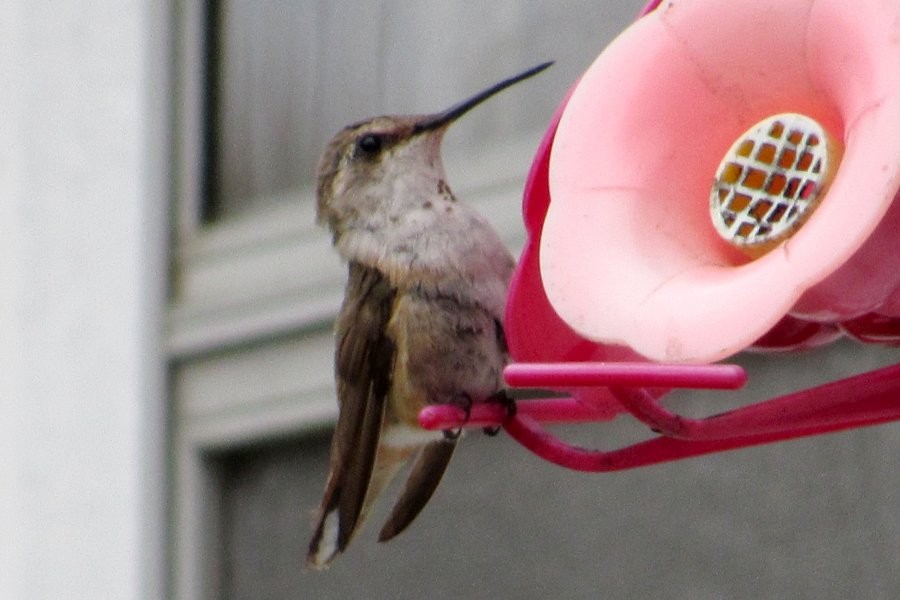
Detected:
left=514, top=0, right=900, bottom=364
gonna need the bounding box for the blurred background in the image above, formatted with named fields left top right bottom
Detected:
left=2, top=1, right=899, bottom=599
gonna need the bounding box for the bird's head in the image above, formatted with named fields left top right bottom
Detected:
left=315, top=62, right=553, bottom=236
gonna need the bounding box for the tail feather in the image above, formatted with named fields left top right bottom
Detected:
left=307, top=443, right=414, bottom=569
left=378, top=439, right=456, bottom=542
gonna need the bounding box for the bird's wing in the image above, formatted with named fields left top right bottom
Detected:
left=308, top=262, right=397, bottom=568
left=378, top=438, right=456, bottom=542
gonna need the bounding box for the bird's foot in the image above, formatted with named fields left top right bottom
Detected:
left=442, top=392, right=472, bottom=440
left=482, top=390, right=516, bottom=437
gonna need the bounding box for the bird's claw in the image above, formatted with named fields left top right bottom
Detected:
left=482, top=390, right=516, bottom=436
left=442, top=393, right=472, bottom=440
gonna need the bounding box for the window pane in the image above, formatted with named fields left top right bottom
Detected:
left=201, top=0, right=649, bottom=222
left=204, top=0, right=323, bottom=221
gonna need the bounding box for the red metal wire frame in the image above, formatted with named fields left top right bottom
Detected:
left=418, top=361, right=900, bottom=472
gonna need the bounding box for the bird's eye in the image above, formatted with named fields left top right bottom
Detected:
left=356, top=133, right=383, bottom=156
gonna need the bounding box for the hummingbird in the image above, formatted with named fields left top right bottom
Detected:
left=307, top=62, right=552, bottom=569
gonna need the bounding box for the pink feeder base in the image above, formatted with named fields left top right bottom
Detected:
left=420, top=0, right=900, bottom=472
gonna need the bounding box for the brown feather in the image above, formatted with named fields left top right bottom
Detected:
left=377, top=439, right=457, bottom=542
left=307, top=262, right=396, bottom=566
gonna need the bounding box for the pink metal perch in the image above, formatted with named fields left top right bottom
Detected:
left=419, top=361, right=900, bottom=472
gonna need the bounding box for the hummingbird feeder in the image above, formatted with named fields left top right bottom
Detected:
left=420, top=0, right=900, bottom=471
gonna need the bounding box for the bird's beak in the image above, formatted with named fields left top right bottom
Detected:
left=413, top=61, right=553, bottom=134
